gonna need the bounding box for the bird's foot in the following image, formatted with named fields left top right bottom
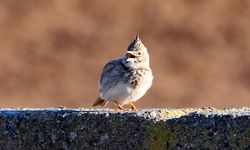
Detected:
left=129, top=102, right=138, bottom=111
left=114, top=105, right=128, bottom=112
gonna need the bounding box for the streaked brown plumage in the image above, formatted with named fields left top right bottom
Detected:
left=93, top=35, right=153, bottom=110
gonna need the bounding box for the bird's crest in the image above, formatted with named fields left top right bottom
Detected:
left=127, top=35, right=146, bottom=51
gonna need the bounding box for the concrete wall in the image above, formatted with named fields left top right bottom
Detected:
left=0, top=108, right=250, bottom=149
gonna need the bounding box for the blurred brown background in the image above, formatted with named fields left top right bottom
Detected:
left=0, top=0, right=250, bottom=108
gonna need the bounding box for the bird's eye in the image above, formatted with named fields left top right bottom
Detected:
left=138, top=52, right=142, bottom=55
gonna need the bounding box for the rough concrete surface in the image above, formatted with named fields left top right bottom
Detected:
left=0, top=108, right=250, bottom=150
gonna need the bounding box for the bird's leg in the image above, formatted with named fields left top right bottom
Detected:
left=118, top=105, right=128, bottom=111
left=129, top=102, right=138, bottom=111
left=113, top=105, right=128, bottom=112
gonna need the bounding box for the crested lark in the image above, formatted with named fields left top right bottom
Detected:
left=93, top=36, right=153, bottom=110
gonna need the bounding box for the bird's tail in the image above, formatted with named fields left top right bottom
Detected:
left=92, top=97, right=108, bottom=107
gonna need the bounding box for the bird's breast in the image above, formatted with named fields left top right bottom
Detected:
left=124, top=68, right=153, bottom=101
left=126, top=68, right=153, bottom=88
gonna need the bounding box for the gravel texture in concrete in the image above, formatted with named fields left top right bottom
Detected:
left=0, top=108, right=250, bottom=149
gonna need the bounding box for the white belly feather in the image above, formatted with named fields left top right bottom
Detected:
left=101, top=75, right=153, bottom=105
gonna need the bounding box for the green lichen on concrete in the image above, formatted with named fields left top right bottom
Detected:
left=146, top=121, right=176, bottom=150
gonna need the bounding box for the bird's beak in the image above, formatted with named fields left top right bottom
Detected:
left=127, top=51, right=136, bottom=58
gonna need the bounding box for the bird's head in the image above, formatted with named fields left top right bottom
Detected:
left=123, top=35, right=150, bottom=68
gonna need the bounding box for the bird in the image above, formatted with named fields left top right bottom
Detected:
left=93, top=35, right=153, bottom=111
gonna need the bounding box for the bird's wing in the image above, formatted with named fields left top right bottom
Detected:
left=99, top=59, right=126, bottom=94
